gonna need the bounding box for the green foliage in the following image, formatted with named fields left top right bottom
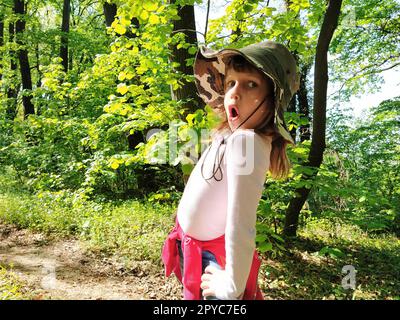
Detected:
left=1, top=0, right=202, bottom=199
left=255, top=97, right=399, bottom=254
left=0, top=0, right=399, bottom=281
left=330, top=0, right=400, bottom=100
left=1, top=114, right=90, bottom=191
left=0, top=168, right=174, bottom=263
left=260, top=216, right=400, bottom=300
left=205, top=0, right=311, bottom=57
left=1, top=168, right=399, bottom=299
left=315, top=246, right=345, bottom=259
left=0, top=265, right=33, bottom=300
left=323, top=97, right=400, bottom=233
left=256, top=219, right=286, bottom=257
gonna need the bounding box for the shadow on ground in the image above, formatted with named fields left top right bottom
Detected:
left=259, top=234, right=399, bottom=300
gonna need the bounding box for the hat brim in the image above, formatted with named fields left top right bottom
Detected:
left=193, top=47, right=242, bottom=109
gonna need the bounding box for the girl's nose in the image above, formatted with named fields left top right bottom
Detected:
left=230, top=83, right=241, bottom=100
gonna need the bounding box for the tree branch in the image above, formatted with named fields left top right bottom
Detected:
left=171, top=28, right=205, bottom=37
left=204, top=0, right=210, bottom=44
left=330, top=54, right=400, bottom=97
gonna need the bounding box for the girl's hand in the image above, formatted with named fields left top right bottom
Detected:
left=200, top=265, right=221, bottom=298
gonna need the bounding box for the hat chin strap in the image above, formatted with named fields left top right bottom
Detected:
left=200, top=95, right=271, bottom=182
left=234, top=96, right=268, bottom=132
left=200, top=95, right=268, bottom=182
left=235, top=94, right=294, bottom=144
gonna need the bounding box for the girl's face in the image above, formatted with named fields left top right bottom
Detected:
left=224, top=67, right=272, bottom=131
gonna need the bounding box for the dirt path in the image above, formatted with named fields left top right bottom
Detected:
left=0, top=223, right=182, bottom=300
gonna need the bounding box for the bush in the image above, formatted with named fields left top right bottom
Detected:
left=0, top=175, right=175, bottom=263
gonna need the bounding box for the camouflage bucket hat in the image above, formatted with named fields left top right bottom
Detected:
left=193, top=41, right=300, bottom=144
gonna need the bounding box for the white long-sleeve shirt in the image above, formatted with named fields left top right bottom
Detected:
left=177, top=129, right=271, bottom=299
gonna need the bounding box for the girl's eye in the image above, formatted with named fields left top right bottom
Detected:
left=225, top=80, right=235, bottom=91
left=248, top=81, right=257, bottom=88
left=224, top=80, right=258, bottom=91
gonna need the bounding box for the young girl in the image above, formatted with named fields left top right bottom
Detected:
left=162, top=41, right=299, bottom=300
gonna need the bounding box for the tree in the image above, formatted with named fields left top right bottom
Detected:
left=283, top=0, right=343, bottom=237
left=329, top=0, right=400, bottom=101
left=284, top=0, right=311, bottom=142
left=14, top=0, right=34, bottom=118
left=297, top=62, right=311, bottom=142
left=170, top=0, right=204, bottom=115
left=60, top=0, right=70, bottom=72
left=6, top=12, right=18, bottom=120
left=0, top=12, right=4, bottom=81
left=103, top=2, right=117, bottom=27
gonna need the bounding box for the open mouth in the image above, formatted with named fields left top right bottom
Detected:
left=229, top=105, right=239, bottom=120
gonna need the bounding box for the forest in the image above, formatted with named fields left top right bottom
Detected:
left=0, top=0, right=399, bottom=300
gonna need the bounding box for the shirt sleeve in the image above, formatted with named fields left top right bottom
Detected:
left=214, top=130, right=271, bottom=299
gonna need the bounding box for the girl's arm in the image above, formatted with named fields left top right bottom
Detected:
left=202, top=130, right=271, bottom=299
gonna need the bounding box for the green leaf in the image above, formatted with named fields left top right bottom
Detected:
left=117, top=83, right=128, bottom=95
left=359, top=196, right=367, bottom=203
left=186, top=114, right=195, bottom=125
left=149, top=14, right=160, bottom=25
left=318, top=246, right=345, bottom=259
left=181, top=163, right=194, bottom=175
left=143, top=2, right=158, bottom=11
left=140, top=10, right=149, bottom=21
left=118, top=72, right=126, bottom=81
left=243, top=4, right=253, bottom=13
left=236, top=9, right=245, bottom=20
left=188, top=46, right=197, bottom=55
left=255, top=234, right=268, bottom=243
left=114, top=24, right=126, bottom=35
left=259, top=242, right=273, bottom=253
left=110, top=160, right=120, bottom=170
left=120, top=17, right=131, bottom=27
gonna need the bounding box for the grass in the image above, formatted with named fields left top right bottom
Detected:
left=0, top=167, right=399, bottom=299
left=0, top=265, right=35, bottom=300
left=259, top=217, right=400, bottom=300
left=0, top=167, right=175, bottom=264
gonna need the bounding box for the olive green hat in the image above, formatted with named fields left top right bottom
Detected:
left=193, top=41, right=299, bottom=143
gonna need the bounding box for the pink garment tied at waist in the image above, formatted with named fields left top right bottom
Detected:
left=161, top=219, right=264, bottom=300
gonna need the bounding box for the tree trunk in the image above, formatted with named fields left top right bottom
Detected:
left=287, top=94, right=297, bottom=141
left=0, top=13, right=3, bottom=81
left=69, top=48, right=73, bottom=70
left=394, top=211, right=400, bottom=236
left=298, top=63, right=311, bottom=142
left=170, top=1, right=204, bottom=115
left=14, top=0, right=34, bottom=118
left=6, top=21, right=18, bottom=120
left=284, top=0, right=305, bottom=142
left=204, top=0, right=211, bottom=43
left=60, top=0, right=70, bottom=72
left=35, top=42, right=41, bottom=86
left=103, top=2, right=117, bottom=27
left=283, top=0, right=342, bottom=237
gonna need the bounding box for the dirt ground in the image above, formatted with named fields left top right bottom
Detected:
left=0, top=223, right=183, bottom=300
